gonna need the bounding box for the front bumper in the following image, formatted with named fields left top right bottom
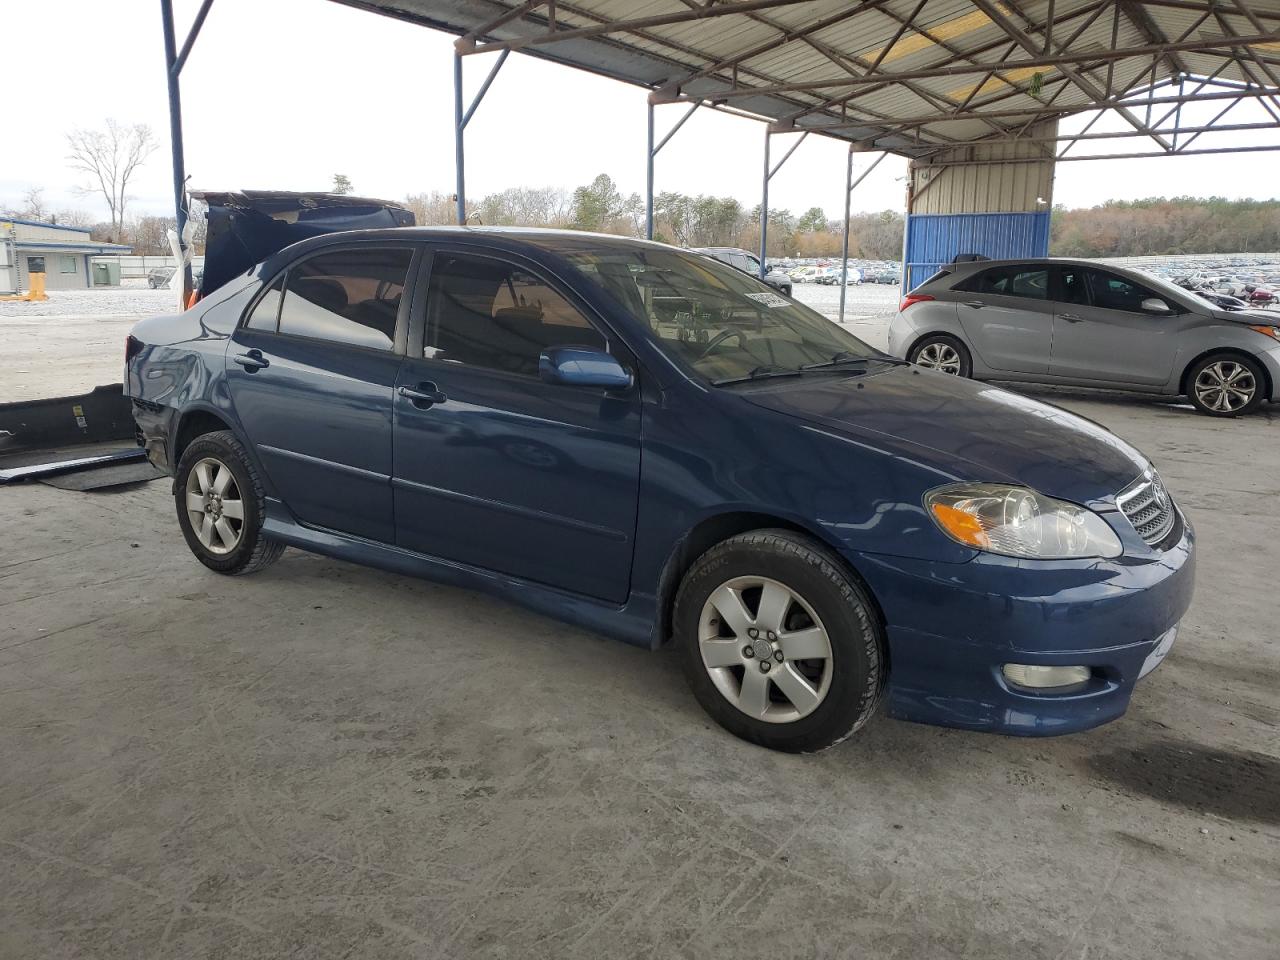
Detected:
left=852, top=514, right=1195, bottom=736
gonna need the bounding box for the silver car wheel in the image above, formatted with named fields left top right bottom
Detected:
left=184, top=457, right=244, bottom=555
left=915, top=342, right=962, bottom=374
left=1194, top=360, right=1256, bottom=413
left=698, top=576, right=834, bottom=724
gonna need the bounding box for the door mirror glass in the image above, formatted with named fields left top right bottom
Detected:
left=1140, top=297, right=1172, bottom=314
left=539, top=345, right=632, bottom=389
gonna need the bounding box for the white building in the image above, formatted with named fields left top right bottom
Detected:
left=0, top=218, right=131, bottom=294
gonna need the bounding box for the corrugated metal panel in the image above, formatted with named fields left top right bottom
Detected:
left=908, top=120, right=1056, bottom=215
left=903, top=211, right=1051, bottom=289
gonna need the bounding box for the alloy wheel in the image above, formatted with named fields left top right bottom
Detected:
left=915, top=342, right=962, bottom=374
left=184, top=457, right=245, bottom=555
left=698, top=576, right=834, bottom=724
left=1194, top=360, right=1256, bottom=413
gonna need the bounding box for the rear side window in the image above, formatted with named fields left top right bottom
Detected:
left=960, top=265, right=1048, bottom=300
left=425, top=254, right=606, bottom=377
left=276, top=248, right=413, bottom=350
left=245, top=275, right=283, bottom=331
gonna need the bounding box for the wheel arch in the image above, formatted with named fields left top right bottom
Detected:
left=905, top=329, right=969, bottom=362
left=1179, top=347, right=1273, bottom=401
left=653, top=510, right=887, bottom=652
left=173, top=406, right=236, bottom=466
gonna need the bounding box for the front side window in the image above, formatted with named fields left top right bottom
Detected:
left=61, top=256, right=77, bottom=274
left=425, top=254, right=606, bottom=377
left=559, top=245, right=877, bottom=384
left=962, top=265, right=1049, bottom=300
left=1085, top=270, right=1166, bottom=313
left=275, top=247, right=412, bottom=350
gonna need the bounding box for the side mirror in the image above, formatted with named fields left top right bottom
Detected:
left=1141, top=297, right=1172, bottom=314
left=539, top=345, right=632, bottom=389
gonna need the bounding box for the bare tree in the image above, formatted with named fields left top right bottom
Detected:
left=332, top=173, right=353, bottom=195
left=66, top=120, right=156, bottom=242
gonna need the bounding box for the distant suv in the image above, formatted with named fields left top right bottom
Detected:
left=692, top=247, right=792, bottom=296
left=889, top=258, right=1280, bottom=417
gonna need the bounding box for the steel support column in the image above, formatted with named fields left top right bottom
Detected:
left=453, top=47, right=510, bottom=226
left=838, top=149, right=886, bottom=323
left=453, top=52, right=465, bottom=225
left=646, top=101, right=654, bottom=240
left=759, top=130, right=771, bottom=278
left=159, top=0, right=215, bottom=308
left=759, top=129, right=808, bottom=279
left=645, top=99, right=699, bottom=240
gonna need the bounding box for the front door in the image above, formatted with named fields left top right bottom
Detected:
left=225, top=244, right=416, bottom=543
left=953, top=262, right=1054, bottom=374
left=392, top=248, right=642, bottom=603
left=1049, top=267, right=1189, bottom=385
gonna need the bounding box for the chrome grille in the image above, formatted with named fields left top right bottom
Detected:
left=1117, top=471, right=1176, bottom=546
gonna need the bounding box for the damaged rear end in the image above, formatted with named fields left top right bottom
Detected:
left=192, top=190, right=415, bottom=299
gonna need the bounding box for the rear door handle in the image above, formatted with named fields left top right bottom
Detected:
left=963, top=300, right=985, bottom=309
left=398, top=382, right=448, bottom=408
left=232, top=350, right=269, bottom=371
left=1059, top=313, right=1084, bottom=323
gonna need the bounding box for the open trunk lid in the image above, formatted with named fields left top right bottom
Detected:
left=192, top=190, right=415, bottom=296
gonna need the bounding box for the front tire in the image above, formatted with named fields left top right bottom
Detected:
left=174, top=430, right=284, bottom=575
left=1187, top=353, right=1265, bottom=417
left=909, top=334, right=972, bottom=377
left=673, top=530, right=885, bottom=753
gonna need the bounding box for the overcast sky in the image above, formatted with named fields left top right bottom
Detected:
left=4, top=0, right=1277, bottom=225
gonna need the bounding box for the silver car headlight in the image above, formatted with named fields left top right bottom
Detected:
left=925, top=483, right=1122, bottom=560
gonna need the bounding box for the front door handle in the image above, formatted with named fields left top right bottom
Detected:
left=232, top=350, right=269, bottom=371
left=1059, top=313, right=1084, bottom=323
left=398, top=382, right=448, bottom=408
left=963, top=300, right=985, bottom=309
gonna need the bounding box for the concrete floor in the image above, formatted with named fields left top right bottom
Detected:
left=2, top=382, right=1279, bottom=956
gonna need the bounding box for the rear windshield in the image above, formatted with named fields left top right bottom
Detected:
left=559, top=246, right=878, bottom=384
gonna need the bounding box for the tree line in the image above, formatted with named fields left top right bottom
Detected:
left=1049, top=197, right=1280, bottom=258
left=402, top=173, right=906, bottom=260
left=5, top=129, right=1278, bottom=261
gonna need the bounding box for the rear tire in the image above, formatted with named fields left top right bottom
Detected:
left=174, top=430, right=284, bottom=575
left=1186, top=353, right=1265, bottom=417
left=673, top=529, right=885, bottom=753
left=909, top=334, right=971, bottom=377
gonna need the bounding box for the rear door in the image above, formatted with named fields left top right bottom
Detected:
left=391, top=247, right=642, bottom=603
left=225, top=243, right=417, bottom=543
left=953, top=263, right=1054, bottom=373
left=1049, top=267, right=1190, bottom=385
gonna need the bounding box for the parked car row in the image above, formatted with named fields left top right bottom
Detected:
left=889, top=258, right=1280, bottom=417
left=125, top=212, right=1193, bottom=753
left=692, top=247, right=792, bottom=296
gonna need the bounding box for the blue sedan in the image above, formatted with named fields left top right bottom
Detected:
left=125, top=228, right=1195, bottom=752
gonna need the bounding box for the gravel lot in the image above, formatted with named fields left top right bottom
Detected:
left=0, top=285, right=180, bottom=403
left=0, top=282, right=896, bottom=403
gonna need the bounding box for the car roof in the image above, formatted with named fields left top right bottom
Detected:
left=938, top=257, right=1153, bottom=273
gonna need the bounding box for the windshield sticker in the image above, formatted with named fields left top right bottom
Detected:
left=745, top=291, right=790, bottom=308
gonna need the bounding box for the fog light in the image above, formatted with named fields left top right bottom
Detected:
left=1002, top=664, right=1091, bottom=690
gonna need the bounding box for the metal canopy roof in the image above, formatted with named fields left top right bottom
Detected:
left=333, top=0, right=1280, bottom=159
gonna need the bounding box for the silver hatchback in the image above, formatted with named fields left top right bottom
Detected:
left=887, top=258, right=1280, bottom=416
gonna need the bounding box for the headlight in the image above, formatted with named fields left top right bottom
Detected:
left=925, top=483, right=1122, bottom=559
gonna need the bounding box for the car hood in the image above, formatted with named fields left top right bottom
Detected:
left=1209, top=306, right=1280, bottom=324
left=193, top=190, right=414, bottom=296
left=740, top=363, right=1148, bottom=507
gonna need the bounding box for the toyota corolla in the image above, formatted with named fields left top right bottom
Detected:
left=126, top=227, right=1194, bottom=752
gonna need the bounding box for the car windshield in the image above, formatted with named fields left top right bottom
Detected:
left=559, top=246, right=879, bottom=384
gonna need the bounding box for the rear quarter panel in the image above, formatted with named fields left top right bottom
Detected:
left=887, top=300, right=961, bottom=360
